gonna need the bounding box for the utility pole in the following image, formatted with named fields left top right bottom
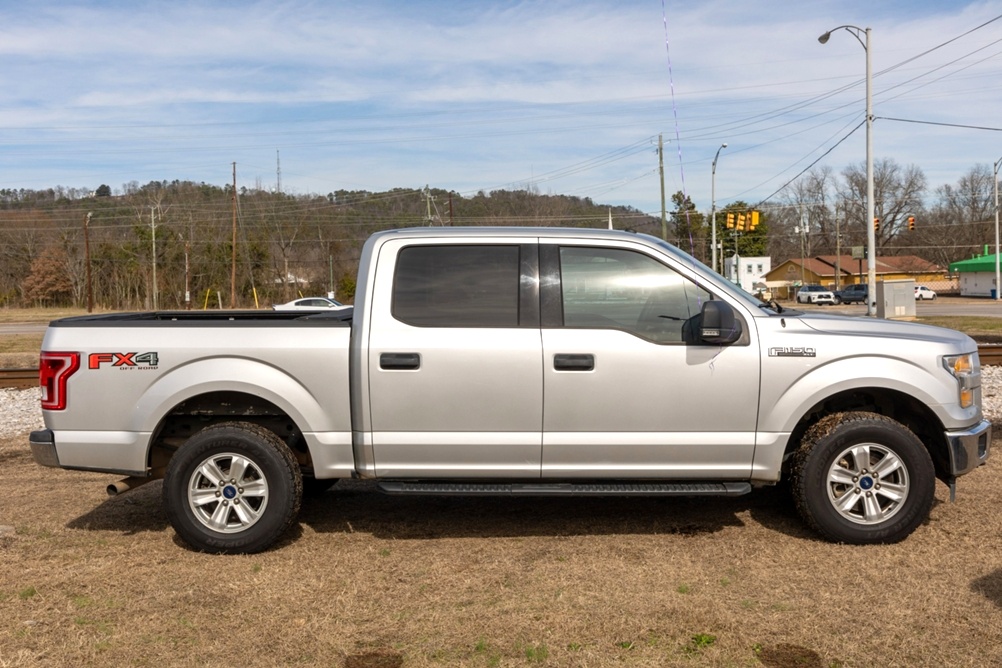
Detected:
left=834, top=204, right=842, bottom=292
left=424, top=185, right=437, bottom=225
left=329, top=254, right=334, bottom=298
left=150, top=206, right=158, bottom=310
left=231, top=162, right=237, bottom=309
left=659, top=134, right=667, bottom=241
left=711, top=143, right=727, bottom=274
left=184, top=233, right=191, bottom=310
left=84, top=212, right=93, bottom=313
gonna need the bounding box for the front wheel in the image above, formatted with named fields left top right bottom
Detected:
left=163, top=422, right=303, bottom=554
left=791, top=412, right=934, bottom=544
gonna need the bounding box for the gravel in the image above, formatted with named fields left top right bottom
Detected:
left=4, top=369, right=1002, bottom=442
left=2, top=387, right=43, bottom=440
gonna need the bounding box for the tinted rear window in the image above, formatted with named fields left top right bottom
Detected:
left=392, top=245, right=520, bottom=327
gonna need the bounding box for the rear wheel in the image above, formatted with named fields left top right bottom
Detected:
left=791, top=412, right=934, bottom=544
left=164, top=422, right=302, bottom=554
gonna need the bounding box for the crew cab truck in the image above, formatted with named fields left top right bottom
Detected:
left=30, top=227, right=991, bottom=553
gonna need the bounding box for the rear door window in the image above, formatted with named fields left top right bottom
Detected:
left=392, top=245, right=521, bottom=327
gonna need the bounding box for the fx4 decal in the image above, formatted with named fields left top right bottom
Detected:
left=88, top=352, right=160, bottom=370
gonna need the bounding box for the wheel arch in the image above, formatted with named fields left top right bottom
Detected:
left=783, top=386, right=951, bottom=480
left=135, top=358, right=337, bottom=477
left=146, top=390, right=315, bottom=474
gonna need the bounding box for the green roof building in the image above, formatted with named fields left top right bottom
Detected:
left=949, top=250, right=1002, bottom=297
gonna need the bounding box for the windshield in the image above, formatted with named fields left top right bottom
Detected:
left=642, top=235, right=775, bottom=312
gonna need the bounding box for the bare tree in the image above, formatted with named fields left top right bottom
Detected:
left=920, top=164, right=996, bottom=267
left=839, top=158, right=927, bottom=251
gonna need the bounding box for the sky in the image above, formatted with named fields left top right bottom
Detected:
left=2, top=0, right=1001, bottom=219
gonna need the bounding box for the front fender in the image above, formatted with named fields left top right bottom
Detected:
left=760, top=354, right=972, bottom=435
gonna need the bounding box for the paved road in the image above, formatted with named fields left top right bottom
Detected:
left=915, top=300, right=1002, bottom=317
left=793, top=297, right=1002, bottom=318
left=0, top=323, right=48, bottom=335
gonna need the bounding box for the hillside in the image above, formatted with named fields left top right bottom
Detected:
left=0, top=182, right=657, bottom=309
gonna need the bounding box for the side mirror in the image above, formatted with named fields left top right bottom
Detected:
left=700, top=300, right=741, bottom=344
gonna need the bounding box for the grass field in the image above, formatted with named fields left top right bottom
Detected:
left=1, top=435, right=1000, bottom=667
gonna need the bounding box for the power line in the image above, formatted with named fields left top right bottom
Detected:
left=878, top=117, right=1002, bottom=132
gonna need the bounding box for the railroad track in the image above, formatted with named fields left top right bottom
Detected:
left=979, top=345, right=1002, bottom=367
left=4, top=344, right=1002, bottom=390
left=0, top=368, right=38, bottom=390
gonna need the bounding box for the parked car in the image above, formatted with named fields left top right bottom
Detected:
left=273, top=297, right=350, bottom=311
left=915, top=285, right=937, bottom=301
left=796, top=284, right=836, bottom=305
left=835, top=283, right=868, bottom=305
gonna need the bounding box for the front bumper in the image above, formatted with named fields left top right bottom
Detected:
left=29, top=429, right=59, bottom=468
left=945, top=419, right=991, bottom=477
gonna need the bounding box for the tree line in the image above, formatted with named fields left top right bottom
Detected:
left=660, top=158, right=997, bottom=276
left=1, top=158, right=996, bottom=310
left=0, top=181, right=655, bottom=310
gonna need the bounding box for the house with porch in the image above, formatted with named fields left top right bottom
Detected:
left=763, top=254, right=949, bottom=301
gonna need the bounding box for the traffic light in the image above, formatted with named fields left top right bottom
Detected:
left=749, top=210, right=760, bottom=231
left=874, top=217, right=880, bottom=232
left=908, top=215, right=915, bottom=231
left=726, top=212, right=735, bottom=229
left=737, top=213, right=746, bottom=231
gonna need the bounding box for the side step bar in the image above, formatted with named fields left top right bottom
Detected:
left=376, top=481, right=752, bottom=497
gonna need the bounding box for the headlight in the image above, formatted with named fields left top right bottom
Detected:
left=943, top=352, right=979, bottom=409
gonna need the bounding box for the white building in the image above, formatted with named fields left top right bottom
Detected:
left=725, top=255, right=771, bottom=295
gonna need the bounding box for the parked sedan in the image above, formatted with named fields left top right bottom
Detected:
left=272, top=297, right=351, bottom=311
left=835, top=283, right=868, bottom=305
left=914, top=285, right=937, bottom=301
left=796, top=284, right=837, bottom=305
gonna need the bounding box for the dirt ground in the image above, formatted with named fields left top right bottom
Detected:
left=1, top=432, right=1001, bottom=668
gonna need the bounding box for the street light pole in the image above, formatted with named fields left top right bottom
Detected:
left=150, top=206, right=158, bottom=311
left=659, top=134, right=667, bottom=241
left=711, top=143, right=728, bottom=274
left=994, top=156, right=1001, bottom=301
left=820, top=25, right=875, bottom=315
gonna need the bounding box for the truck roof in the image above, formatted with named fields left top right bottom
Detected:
left=370, top=226, right=651, bottom=242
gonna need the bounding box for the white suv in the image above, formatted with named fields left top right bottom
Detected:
left=796, top=284, right=836, bottom=305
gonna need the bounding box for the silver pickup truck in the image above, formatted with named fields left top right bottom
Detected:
left=30, top=227, right=991, bottom=553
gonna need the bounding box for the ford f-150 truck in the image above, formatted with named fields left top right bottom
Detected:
left=29, top=227, right=991, bottom=553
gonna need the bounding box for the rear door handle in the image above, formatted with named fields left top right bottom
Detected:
left=553, top=353, right=594, bottom=371
left=380, top=353, right=421, bottom=370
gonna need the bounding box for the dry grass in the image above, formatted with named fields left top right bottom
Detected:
left=0, top=335, right=43, bottom=369
left=0, top=334, right=43, bottom=355
left=0, top=308, right=92, bottom=324
left=916, top=316, right=1002, bottom=337
left=1, top=432, right=1000, bottom=667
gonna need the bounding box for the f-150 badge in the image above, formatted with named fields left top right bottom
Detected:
left=768, top=347, right=816, bottom=358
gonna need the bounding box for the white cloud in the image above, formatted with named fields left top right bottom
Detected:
left=1, top=0, right=1001, bottom=215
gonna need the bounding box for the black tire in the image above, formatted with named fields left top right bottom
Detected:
left=163, top=421, right=303, bottom=554
left=791, top=412, right=934, bottom=544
